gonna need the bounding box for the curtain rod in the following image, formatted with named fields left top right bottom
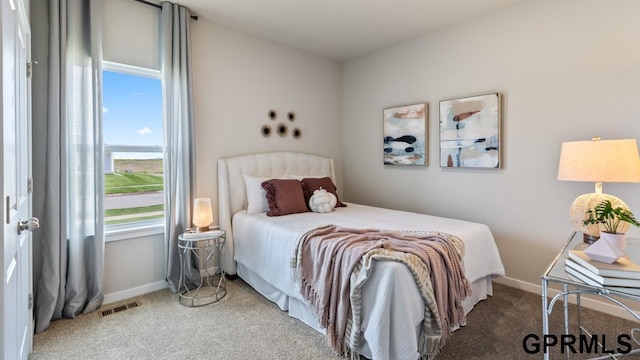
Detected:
left=134, top=0, right=199, bottom=21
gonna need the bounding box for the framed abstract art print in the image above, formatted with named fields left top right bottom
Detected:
left=383, top=103, right=427, bottom=166
left=439, top=93, right=501, bottom=169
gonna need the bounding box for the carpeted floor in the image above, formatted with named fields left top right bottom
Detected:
left=30, top=280, right=640, bottom=359
left=439, top=283, right=640, bottom=359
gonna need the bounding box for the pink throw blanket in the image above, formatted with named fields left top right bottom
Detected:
left=296, top=225, right=471, bottom=356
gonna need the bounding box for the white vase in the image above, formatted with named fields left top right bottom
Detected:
left=599, top=231, right=627, bottom=250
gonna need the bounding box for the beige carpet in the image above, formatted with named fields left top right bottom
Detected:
left=31, top=280, right=640, bottom=359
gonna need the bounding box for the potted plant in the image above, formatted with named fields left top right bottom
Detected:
left=583, top=199, right=640, bottom=249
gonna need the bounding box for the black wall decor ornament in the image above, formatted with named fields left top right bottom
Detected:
left=277, top=123, right=288, bottom=137
left=261, top=125, right=271, bottom=137
left=261, top=109, right=301, bottom=138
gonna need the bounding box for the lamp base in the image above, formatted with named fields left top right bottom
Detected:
left=569, top=192, right=629, bottom=239
left=582, top=232, right=600, bottom=245
left=196, top=226, right=210, bottom=232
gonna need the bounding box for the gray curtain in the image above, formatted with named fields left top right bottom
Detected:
left=160, top=1, right=197, bottom=292
left=31, top=0, right=104, bottom=333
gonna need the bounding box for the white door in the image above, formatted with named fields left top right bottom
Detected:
left=2, top=0, right=34, bottom=359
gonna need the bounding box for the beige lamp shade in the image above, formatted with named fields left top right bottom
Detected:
left=558, top=138, right=640, bottom=239
left=558, top=139, right=640, bottom=184
left=193, top=197, right=213, bottom=232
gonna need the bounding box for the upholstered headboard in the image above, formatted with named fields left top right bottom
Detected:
left=217, top=152, right=335, bottom=274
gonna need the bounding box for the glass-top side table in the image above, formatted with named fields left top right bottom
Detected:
left=178, top=229, right=227, bottom=307
left=541, top=231, right=640, bottom=359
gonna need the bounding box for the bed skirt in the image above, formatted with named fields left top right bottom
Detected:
left=237, top=261, right=494, bottom=360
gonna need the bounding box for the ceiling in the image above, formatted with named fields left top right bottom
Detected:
left=178, top=0, right=524, bottom=61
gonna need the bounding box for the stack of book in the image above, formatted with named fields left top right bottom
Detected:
left=565, top=249, right=640, bottom=294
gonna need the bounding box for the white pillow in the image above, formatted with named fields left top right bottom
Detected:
left=243, top=174, right=288, bottom=213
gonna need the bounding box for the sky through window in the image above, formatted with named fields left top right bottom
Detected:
left=103, top=70, right=162, bottom=159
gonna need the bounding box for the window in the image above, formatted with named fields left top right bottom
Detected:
left=102, top=61, right=164, bottom=235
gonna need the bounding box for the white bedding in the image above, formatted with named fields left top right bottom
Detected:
left=234, top=202, right=504, bottom=297
left=232, top=202, right=505, bottom=359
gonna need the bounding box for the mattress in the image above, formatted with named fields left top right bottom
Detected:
left=231, top=202, right=505, bottom=359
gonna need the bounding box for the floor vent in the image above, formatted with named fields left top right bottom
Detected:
left=99, top=301, right=140, bottom=318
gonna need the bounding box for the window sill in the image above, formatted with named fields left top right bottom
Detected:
left=105, top=220, right=164, bottom=243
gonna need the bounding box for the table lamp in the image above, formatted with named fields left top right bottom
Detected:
left=557, top=137, right=640, bottom=243
left=192, top=197, right=213, bottom=232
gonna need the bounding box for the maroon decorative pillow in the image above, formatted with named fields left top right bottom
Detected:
left=261, top=179, right=308, bottom=217
left=301, top=177, right=346, bottom=208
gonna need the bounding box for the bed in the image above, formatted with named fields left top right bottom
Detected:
left=217, top=151, right=505, bottom=360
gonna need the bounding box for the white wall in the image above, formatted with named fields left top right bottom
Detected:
left=100, top=5, right=342, bottom=300
left=103, top=234, right=166, bottom=303
left=102, top=0, right=159, bottom=70
left=190, top=19, right=343, bottom=221
left=342, top=0, right=640, bottom=288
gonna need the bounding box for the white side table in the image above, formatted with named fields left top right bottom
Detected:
left=178, top=229, right=227, bottom=307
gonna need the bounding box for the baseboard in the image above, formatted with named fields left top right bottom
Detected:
left=103, top=280, right=169, bottom=305
left=494, top=276, right=640, bottom=322
left=103, top=267, right=218, bottom=305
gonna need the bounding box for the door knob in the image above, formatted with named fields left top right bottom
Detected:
left=18, top=217, right=39, bottom=234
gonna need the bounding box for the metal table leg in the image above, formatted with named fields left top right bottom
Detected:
left=563, top=283, right=570, bottom=359
left=543, top=277, right=550, bottom=360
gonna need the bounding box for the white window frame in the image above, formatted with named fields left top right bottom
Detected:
left=103, top=61, right=165, bottom=242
